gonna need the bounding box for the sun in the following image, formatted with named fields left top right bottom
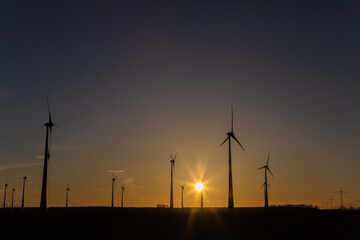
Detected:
left=195, top=182, right=204, bottom=192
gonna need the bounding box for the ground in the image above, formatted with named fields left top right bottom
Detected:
left=0, top=207, right=359, bottom=239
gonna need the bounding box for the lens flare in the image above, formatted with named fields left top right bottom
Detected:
left=195, top=182, right=204, bottom=192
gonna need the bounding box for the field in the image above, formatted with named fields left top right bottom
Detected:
left=1, top=207, right=359, bottom=240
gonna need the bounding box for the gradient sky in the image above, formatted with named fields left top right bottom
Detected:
left=1, top=1, right=360, bottom=208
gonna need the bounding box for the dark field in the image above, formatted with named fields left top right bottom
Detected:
left=1, top=207, right=359, bottom=240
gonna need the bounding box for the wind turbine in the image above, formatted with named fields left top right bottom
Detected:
left=258, top=154, right=273, bottom=208
left=11, top=188, right=15, bottom=209
left=334, top=187, right=348, bottom=209
left=121, top=184, right=125, bottom=208
left=200, top=173, right=206, bottom=208
left=111, top=175, right=117, bottom=208
left=3, top=182, right=8, bottom=209
left=21, top=176, right=27, bottom=210
left=40, top=97, right=56, bottom=212
left=170, top=153, right=176, bottom=209
left=180, top=183, right=185, bottom=208
left=220, top=106, right=245, bottom=209
left=66, top=184, right=70, bottom=208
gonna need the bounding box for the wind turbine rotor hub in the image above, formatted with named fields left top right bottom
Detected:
left=45, top=122, right=54, bottom=127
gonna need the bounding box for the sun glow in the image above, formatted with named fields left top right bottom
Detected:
left=195, top=182, right=204, bottom=192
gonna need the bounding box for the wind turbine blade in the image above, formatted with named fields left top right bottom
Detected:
left=46, top=96, right=52, bottom=122
left=170, top=154, right=173, bottom=160
left=266, top=167, right=274, bottom=177
left=203, top=173, right=206, bottom=181
left=231, top=135, right=245, bottom=151
left=258, top=166, right=266, bottom=170
left=219, top=137, right=229, bottom=147
left=174, top=153, right=177, bottom=160
left=231, top=105, right=233, bottom=132
left=267, top=154, right=270, bottom=166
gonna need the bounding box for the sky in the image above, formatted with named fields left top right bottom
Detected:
left=1, top=0, right=360, bottom=208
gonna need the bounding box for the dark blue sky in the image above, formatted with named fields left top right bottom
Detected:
left=1, top=1, right=359, bottom=207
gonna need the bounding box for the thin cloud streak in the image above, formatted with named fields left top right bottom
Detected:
left=0, top=161, right=42, bottom=172
left=107, top=170, right=125, bottom=173
left=33, top=144, right=95, bottom=151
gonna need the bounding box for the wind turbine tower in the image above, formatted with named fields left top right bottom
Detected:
left=334, top=187, right=348, bottom=209
left=170, top=153, right=176, bottom=209
left=180, top=184, right=185, bottom=208
left=40, top=97, right=56, bottom=212
left=11, top=188, right=15, bottom=209
left=3, top=183, right=8, bottom=209
left=121, top=185, right=125, bottom=208
left=200, top=174, right=206, bottom=208
left=220, top=106, right=245, bottom=209
left=21, top=176, right=27, bottom=210
left=66, top=185, right=70, bottom=208
left=258, top=154, right=273, bottom=208
left=111, top=175, right=117, bottom=208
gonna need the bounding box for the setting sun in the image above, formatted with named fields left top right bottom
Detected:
left=195, top=182, right=204, bottom=192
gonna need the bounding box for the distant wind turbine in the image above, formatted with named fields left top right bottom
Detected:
left=169, top=153, right=177, bottom=209
left=40, top=97, right=56, bottom=212
left=21, top=176, right=27, bottom=210
left=334, top=187, right=348, bottom=209
left=11, top=188, right=15, bottom=209
left=3, top=182, right=8, bottom=209
left=66, top=184, right=70, bottom=208
left=121, top=184, right=125, bottom=208
left=180, top=183, right=185, bottom=208
left=258, top=154, right=273, bottom=208
left=200, top=173, right=206, bottom=208
left=220, top=106, right=245, bottom=209
left=111, top=175, right=117, bottom=208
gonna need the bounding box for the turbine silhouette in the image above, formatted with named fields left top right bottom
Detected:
left=169, top=153, right=176, bottom=209
left=220, top=106, right=245, bottom=209
left=180, top=183, right=185, bottom=208
left=40, top=97, right=56, bottom=212
left=121, top=184, right=125, bottom=208
left=200, top=173, right=206, bottom=208
left=21, top=176, right=27, bottom=210
left=3, top=182, right=8, bottom=209
left=111, top=175, right=117, bottom=208
left=11, top=188, right=15, bottom=209
left=258, top=154, right=273, bottom=208
left=66, top=184, right=70, bottom=208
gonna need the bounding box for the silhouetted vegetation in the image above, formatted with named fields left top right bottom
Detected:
left=1, top=207, right=359, bottom=240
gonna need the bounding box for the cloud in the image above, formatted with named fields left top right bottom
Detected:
left=33, top=144, right=95, bottom=151
left=52, top=144, right=95, bottom=151
left=36, top=155, right=44, bottom=159
left=122, top=177, right=136, bottom=185
left=107, top=170, right=125, bottom=173
left=0, top=161, right=42, bottom=172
